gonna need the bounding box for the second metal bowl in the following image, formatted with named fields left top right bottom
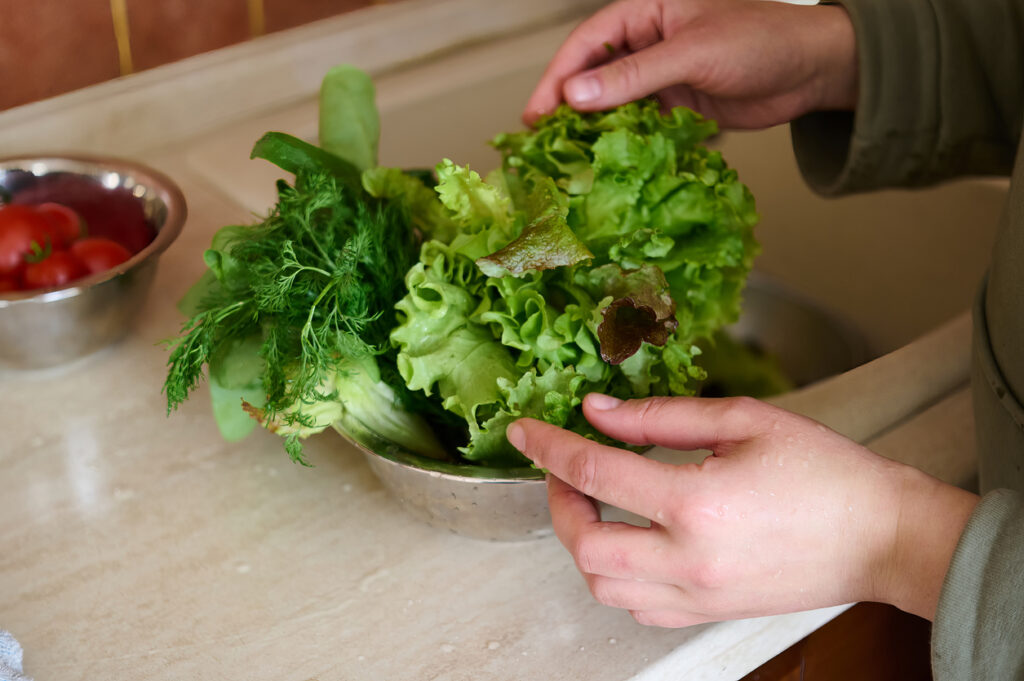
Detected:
left=0, top=155, right=187, bottom=369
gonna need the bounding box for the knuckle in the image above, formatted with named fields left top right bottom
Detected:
left=666, top=502, right=696, bottom=530
left=573, top=527, right=631, bottom=577
left=566, top=447, right=602, bottom=497
left=663, top=490, right=702, bottom=529
left=634, top=396, right=674, bottom=443
left=587, top=575, right=621, bottom=607
left=718, top=396, right=772, bottom=437
left=687, top=560, right=727, bottom=591
left=609, top=54, right=644, bottom=92
left=572, top=533, right=600, bottom=575
left=722, top=395, right=760, bottom=420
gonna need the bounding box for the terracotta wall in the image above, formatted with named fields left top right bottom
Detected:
left=0, top=0, right=393, bottom=112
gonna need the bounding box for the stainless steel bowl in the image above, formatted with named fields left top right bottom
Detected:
left=339, top=276, right=869, bottom=542
left=0, top=155, right=187, bottom=369
left=333, top=424, right=550, bottom=542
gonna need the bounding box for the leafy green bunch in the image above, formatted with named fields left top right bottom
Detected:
left=164, top=66, right=761, bottom=468
left=386, top=101, right=760, bottom=466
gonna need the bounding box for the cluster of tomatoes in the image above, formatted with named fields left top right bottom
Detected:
left=0, top=201, right=139, bottom=293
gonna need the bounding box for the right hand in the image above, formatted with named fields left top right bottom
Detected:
left=523, top=0, right=859, bottom=129
left=507, top=394, right=980, bottom=625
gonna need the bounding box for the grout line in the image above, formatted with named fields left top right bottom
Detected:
left=109, top=0, right=134, bottom=75
left=247, top=0, right=267, bottom=37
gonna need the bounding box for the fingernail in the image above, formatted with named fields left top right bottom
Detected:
left=565, top=75, right=601, bottom=104
left=587, top=393, right=623, bottom=410
left=506, top=422, right=526, bottom=451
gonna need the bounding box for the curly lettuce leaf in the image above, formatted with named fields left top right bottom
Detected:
left=492, top=100, right=758, bottom=360
left=391, top=242, right=521, bottom=454
left=464, top=365, right=589, bottom=466
left=433, top=159, right=521, bottom=260
left=476, top=271, right=605, bottom=378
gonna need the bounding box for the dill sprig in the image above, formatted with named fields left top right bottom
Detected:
left=163, top=170, right=420, bottom=462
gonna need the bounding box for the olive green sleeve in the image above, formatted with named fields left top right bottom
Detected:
left=931, top=489, right=1024, bottom=679
left=791, top=0, right=1024, bottom=195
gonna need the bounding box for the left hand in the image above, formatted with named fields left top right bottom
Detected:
left=505, top=393, right=977, bottom=626
left=521, top=0, right=858, bottom=128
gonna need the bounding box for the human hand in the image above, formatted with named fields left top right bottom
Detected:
left=506, top=394, right=978, bottom=626
left=523, top=0, right=858, bottom=129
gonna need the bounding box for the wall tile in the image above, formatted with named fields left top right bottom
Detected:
left=263, top=0, right=374, bottom=34
left=0, top=0, right=121, bottom=111
left=125, top=0, right=250, bottom=73
left=0, top=0, right=407, bottom=112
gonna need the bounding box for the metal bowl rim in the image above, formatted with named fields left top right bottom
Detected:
left=334, top=427, right=546, bottom=484
left=0, top=153, right=187, bottom=306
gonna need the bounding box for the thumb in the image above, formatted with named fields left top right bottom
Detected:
left=582, top=394, right=774, bottom=451
left=563, top=40, right=695, bottom=111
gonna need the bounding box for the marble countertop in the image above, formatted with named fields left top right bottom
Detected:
left=0, top=4, right=983, bottom=679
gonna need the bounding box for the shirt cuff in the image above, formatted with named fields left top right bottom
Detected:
left=931, top=488, right=1024, bottom=679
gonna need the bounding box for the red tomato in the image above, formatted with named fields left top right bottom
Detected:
left=21, top=251, right=87, bottom=290
left=69, top=237, right=132, bottom=274
left=13, top=177, right=155, bottom=254
left=0, top=205, right=56, bottom=274
left=35, top=202, right=84, bottom=244
left=0, top=274, right=20, bottom=293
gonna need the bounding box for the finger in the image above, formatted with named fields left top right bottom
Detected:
left=547, top=474, right=671, bottom=580
left=582, top=394, right=775, bottom=451
left=508, top=418, right=684, bottom=519
left=630, top=609, right=710, bottom=629
left=559, top=39, right=701, bottom=112
left=584, top=573, right=691, bottom=612
left=522, top=0, right=661, bottom=123
left=523, top=34, right=618, bottom=123
left=547, top=471, right=601, bottom=538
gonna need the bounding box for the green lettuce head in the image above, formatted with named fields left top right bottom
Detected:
left=389, top=100, right=760, bottom=466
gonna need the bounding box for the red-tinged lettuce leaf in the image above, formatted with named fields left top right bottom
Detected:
left=587, top=264, right=679, bottom=365
left=476, top=212, right=593, bottom=277
left=476, top=173, right=592, bottom=277
left=599, top=299, right=680, bottom=364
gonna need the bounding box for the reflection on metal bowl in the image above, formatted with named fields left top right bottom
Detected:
left=342, top=274, right=869, bottom=541
left=725, top=273, right=872, bottom=389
